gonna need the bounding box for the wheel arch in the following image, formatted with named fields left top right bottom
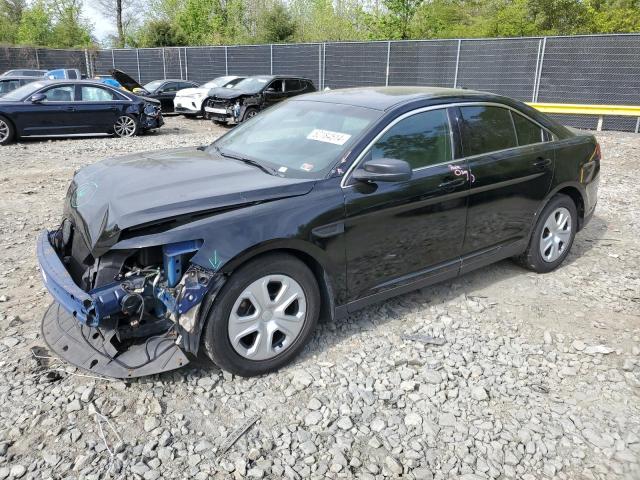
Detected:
left=544, top=182, right=586, bottom=231
left=220, top=240, right=337, bottom=324
left=0, top=113, right=17, bottom=140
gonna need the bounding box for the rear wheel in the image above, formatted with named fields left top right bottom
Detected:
left=0, top=115, right=15, bottom=145
left=515, top=193, right=577, bottom=273
left=113, top=114, right=139, bottom=138
left=202, top=253, right=320, bottom=376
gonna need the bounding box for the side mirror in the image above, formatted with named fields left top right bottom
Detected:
left=352, top=158, right=412, bottom=183
left=30, top=93, right=46, bottom=103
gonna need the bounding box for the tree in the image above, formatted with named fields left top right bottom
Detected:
left=48, top=0, right=93, bottom=47
left=0, top=0, right=26, bottom=43
left=96, top=0, right=140, bottom=47
left=256, top=2, right=297, bottom=42
left=16, top=1, right=52, bottom=46
left=137, top=19, right=187, bottom=46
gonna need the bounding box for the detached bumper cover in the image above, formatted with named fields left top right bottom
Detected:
left=42, top=302, right=189, bottom=378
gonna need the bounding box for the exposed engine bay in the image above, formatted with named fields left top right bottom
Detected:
left=39, top=220, right=224, bottom=378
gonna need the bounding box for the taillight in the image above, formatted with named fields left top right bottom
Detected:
left=593, top=142, right=602, bottom=162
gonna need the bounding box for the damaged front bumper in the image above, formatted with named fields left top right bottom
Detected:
left=37, top=230, right=222, bottom=378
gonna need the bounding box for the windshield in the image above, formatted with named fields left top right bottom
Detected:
left=0, top=81, right=47, bottom=101
left=144, top=80, right=164, bottom=91
left=233, top=77, right=270, bottom=93
left=210, top=100, right=381, bottom=179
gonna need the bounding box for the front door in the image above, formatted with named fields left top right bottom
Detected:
left=343, top=107, right=469, bottom=305
left=456, top=104, right=555, bottom=273
left=18, top=84, right=80, bottom=136
left=263, top=79, right=285, bottom=107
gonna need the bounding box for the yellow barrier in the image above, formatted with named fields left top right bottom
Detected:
left=527, top=102, right=640, bottom=132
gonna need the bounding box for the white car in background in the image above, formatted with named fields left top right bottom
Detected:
left=174, top=76, right=245, bottom=117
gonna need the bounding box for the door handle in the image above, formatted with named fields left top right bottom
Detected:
left=533, top=157, right=552, bottom=169
left=438, top=178, right=466, bottom=191
left=65, top=106, right=76, bottom=111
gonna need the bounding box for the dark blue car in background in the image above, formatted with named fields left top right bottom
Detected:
left=0, top=79, right=163, bottom=144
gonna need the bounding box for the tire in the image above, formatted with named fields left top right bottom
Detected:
left=202, top=253, right=320, bottom=377
left=241, top=107, right=259, bottom=122
left=515, top=193, right=578, bottom=273
left=0, top=115, right=15, bottom=145
left=112, top=114, right=139, bottom=138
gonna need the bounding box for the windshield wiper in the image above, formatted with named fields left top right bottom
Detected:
left=212, top=145, right=280, bottom=176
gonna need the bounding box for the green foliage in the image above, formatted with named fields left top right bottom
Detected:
left=137, top=19, right=188, bottom=46
left=255, top=3, right=297, bottom=43
left=1, top=0, right=639, bottom=48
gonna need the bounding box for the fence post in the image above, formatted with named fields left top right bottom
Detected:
left=385, top=41, right=391, bottom=86
left=532, top=39, right=542, bottom=102
left=453, top=39, right=461, bottom=88
left=184, top=47, right=189, bottom=80
left=318, top=44, right=322, bottom=89
left=162, top=48, right=167, bottom=79
left=35, top=49, right=40, bottom=69
left=111, top=49, right=115, bottom=69
left=225, top=46, right=228, bottom=75
left=635, top=117, right=639, bottom=134
left=178, top=48, right=183, bottom=80
left=84, top=49, right=91, bottom=77
left=270, top=44, right=273, bottom=75
left=322, top=43, right=326, bottom=89
left=534, top=37, right=547, bottom=102
left=136, top=49, right=141, bottom=82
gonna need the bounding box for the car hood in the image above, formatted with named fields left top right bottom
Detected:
left=175, top=87, right=209, bottom=97
left=212, top=88, right=260, bottom=100
left=110, top=68, right=144, bottom=92
left=66, top=147, right=315, bottom=255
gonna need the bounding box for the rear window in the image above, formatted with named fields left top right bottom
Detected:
left=512, top=111, right=544, bottom=146
left=460, top=105, right=517, bottom=157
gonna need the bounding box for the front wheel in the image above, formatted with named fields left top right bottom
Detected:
left=241, top=107, right=259, bottom=122
left=202, top=253, right=320, bottom=376
left=112, top=114, right=139, bottom=138
left=0, top=115, right=15, bottom=145
left=515, top=193, right=578, bottom=273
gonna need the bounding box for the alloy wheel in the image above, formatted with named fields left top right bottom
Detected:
left=539, top=207, right=572, bottom=262
left=228, top=274, right=307, bottom=360
left=0, top=119, right=9, bottom=143
left=246, top=110, right=257, bottom=119
left=114, top=116, right=136, bottom=137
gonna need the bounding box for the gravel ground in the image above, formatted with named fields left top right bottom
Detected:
left=0, top=116, right=638, bottom=480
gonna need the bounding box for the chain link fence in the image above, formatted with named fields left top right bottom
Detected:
left=2, top=34, right=640, bottom=132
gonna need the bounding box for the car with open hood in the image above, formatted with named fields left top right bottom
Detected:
left=108, top=69, right=199, bottom=112
left=0, top=79, right=163, bottom=144
left=204, top=75, right=315, bottom=124
left=174, top=76, right=245, bottom=117
left=37, top=87, right=599, bottom=379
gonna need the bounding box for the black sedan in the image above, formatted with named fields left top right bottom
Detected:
left=37, top=87, right=599, bottom=378
left=109, top=69, right=199, bottom=112
left=0, top=80, right=163, bottom=144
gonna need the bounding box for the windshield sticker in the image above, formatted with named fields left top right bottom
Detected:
left=278, top=166, right=288, bottom=173
left=300, top=163, right=315, bottom=172
left=306, top=129, right=352, bottom=146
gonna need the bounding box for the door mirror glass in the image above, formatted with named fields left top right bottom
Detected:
left=30, top=93, right=46, bottom=103
left=353, top=158, right=412, bottom=183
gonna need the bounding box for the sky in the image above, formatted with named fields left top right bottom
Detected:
left=82, top=1, right=114, bottom=43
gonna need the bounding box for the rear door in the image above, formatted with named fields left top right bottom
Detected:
left=284, top=79, right=304, bottom=99
left=457, top=104, right=555, bottom=273
left=75, top=84, right=126, bottom=132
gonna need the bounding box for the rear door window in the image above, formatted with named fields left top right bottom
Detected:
left=370, top=109, right=452, bottom=170
left=512, top=111, right=544, bottom=146
left=459, top=105, right=517, bottom=156
left=161, top=82, right=180, bottom=92
left=285, top=79, right=301, bottom=92
left=80, top=86, right=118, bottom=101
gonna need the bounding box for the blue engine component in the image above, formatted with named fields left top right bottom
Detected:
left=162, top=240, right=203, bottom=288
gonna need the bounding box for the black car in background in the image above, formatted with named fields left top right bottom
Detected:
left=109, top=69, right=198, bottom=112
left=0, top=76, right=41, bottom=96
left=37, top=87, right=599, bottom=378
left=0, top=80, right=163, bottom=144
left=205, top=75, right=315, bottom=124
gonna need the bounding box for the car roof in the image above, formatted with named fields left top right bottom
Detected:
left=0, top=76, right=42, bottom=80
left=292, top=86, right=500, bottom=111
left=249, top=75, right=313, bottom=81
